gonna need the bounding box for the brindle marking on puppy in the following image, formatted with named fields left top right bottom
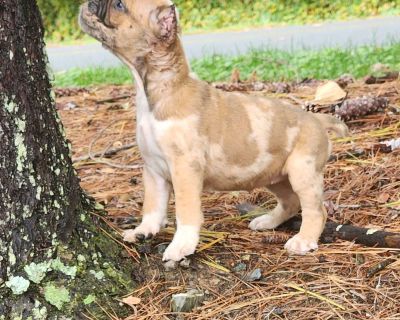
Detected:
left=80, top=0, right=349, bottom=261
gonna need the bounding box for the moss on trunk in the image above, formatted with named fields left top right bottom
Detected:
left=1, top=207, right=136, bottom=319
left=1, top=213, right=136, bottom=319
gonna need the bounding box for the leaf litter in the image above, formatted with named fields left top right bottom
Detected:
left=56, top=75, right=400, bottom=319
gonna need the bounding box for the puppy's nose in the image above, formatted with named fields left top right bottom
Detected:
left=88, top=0, right=107, bottom=22
left=88, top=0, right=99, bottom=15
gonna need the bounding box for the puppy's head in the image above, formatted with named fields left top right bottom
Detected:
left=79, top=0, right=179, bottom=59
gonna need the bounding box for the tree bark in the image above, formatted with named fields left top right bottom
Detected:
left=0, top=1, right=135, bottom=318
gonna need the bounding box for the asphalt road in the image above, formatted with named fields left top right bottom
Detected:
left=47, top=16, right=400, bottom=72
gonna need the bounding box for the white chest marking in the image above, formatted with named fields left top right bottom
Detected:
left=130, top=67, right=201, bottom=180
left=129, top=67, right=169, bottom=178
left=135, top=92, right=171, bottom=179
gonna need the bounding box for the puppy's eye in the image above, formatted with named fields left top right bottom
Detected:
left=114, top=0, right=125, bottom=12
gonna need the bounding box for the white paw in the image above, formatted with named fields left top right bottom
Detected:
left=162, top=225, right=200, bottom=262
left=284, top=234, right=318, bottom=255
left=249, top=214, right=280, bottom=231
left=123, top=212, right=166, bottom=243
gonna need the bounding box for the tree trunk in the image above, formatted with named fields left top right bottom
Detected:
left=0, top=1, right=135, bottom=318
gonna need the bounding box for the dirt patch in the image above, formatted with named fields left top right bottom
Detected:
left=57, top=79, right=400, bottom=319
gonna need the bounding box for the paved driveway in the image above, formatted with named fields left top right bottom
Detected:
left=47, top=16, right=400, bottom=72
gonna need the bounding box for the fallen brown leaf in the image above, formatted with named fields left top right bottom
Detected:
left=122, top=295, right=141, bottom=307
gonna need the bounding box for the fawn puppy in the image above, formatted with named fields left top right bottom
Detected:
left=80, top=0, right=348, bottom=261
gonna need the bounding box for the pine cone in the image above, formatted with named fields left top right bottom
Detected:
left=335, top=96, right=389, bottom=120
left=214, top=82, right=248, bottom=92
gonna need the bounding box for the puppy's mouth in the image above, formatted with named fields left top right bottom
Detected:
left=79, top=2, right=114, bottom=46
left=80, top=0, right=113, bottom=30
left=79, top=4, right=99, bottom=33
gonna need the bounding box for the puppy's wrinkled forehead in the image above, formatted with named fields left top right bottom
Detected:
left=89, top=0, right=173, bottom=25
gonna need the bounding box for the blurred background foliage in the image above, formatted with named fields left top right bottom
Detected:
left=38, top=0, right=400, bottom=41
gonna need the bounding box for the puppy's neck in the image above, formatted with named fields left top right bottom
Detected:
left=116, top=37, right=190, bottom=116
left=143, top=37, right=190, bottom=106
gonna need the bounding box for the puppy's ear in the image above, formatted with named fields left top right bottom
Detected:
left=150, top=4, right=178, bottom=44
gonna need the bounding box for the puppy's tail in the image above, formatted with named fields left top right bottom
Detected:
left=312, top=113, right=349, bottom=138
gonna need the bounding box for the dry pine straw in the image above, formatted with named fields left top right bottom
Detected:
left=57, top=79, right=400, bottom=320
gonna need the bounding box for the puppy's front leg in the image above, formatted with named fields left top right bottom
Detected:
left=163, top=160, right=204, bottom=262
left=123, top=166, right=171, bottom=242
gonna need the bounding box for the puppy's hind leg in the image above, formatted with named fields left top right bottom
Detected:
left=123, top=166, right=171, bottom=243
left=284, top=156, right=327, bottom=255
left=249, top=178, right=300, bottom=231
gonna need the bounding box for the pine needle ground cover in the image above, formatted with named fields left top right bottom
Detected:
left=56, top=76, right=400, bottom=319
left=53, top=42, right=400, bottom=87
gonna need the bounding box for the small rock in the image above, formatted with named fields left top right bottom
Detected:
left=179, top=258, right=191, bottom=269
left=164, top=260, right=177, bottom=271
left=137, top=243, right=152, bottom=254
left=236, top=203, right=258, bottom=216
left=171, top=289, right=205, bottom=313
left=264, top=307, right=284, bottom=319
left=242, top=254, right=251, bottom=261
left=55, top=102, right=78, bottom=110
left=233, top=262, right=247, bottom=272
left=244, top=268, right=262, bottom=282
left=273, top=307, right=284, bottom=315
left=65, top=102, right=77, bottom=110
left=157, top=243, right=168, bottom=255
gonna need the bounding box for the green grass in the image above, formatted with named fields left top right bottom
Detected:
left=39, top=0, right=400, bottom=42
left=179, top=1, right=400, bottom=34
left=53, top=67, right=132, bottom=87
left=53, top=42, right=400, bottom=87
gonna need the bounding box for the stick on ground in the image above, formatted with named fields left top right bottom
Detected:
left=237, top=203, right=400, bottom=249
